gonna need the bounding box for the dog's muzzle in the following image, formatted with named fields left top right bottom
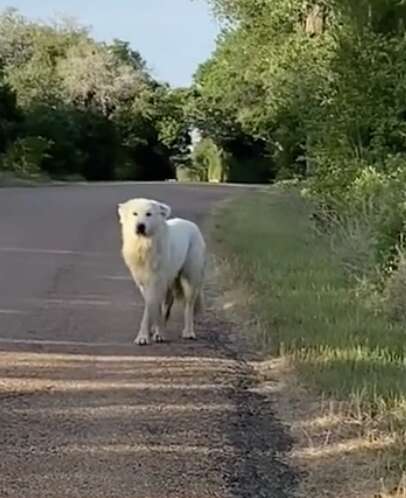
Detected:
left=136, top=223, right=146, bottom=236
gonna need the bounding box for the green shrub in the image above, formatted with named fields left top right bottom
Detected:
left=176, top=164, right=202, bottom=182
left=190, top=138, right=228, bottom=182
left=1, top=136, right=52, bottom=177
left=309, top=163, right=406, bottom=274
left=384, top=246, right=406, bottom=321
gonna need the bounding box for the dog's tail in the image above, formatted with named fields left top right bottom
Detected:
left=163, top=277, right=204, bottom=323
left=163, top=289, right=175, bottom=324
left=163, top=276, right=182, bottom=324
left=194, top=290, right=204, bottom=315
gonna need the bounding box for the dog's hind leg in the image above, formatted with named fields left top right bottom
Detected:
left=179, top=237, right=205, bottom=340
left=180, top=277, right=198, bottom=340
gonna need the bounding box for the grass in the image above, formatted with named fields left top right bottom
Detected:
left=0, top=171, right=87, bottom=187
left=211, top=186, right=406, bottom=495
left=0, top=171, right=50, bottom=186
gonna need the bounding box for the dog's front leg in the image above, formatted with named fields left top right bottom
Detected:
left=133, top=283, right=150, bottom=345
left=134, top=302, right=151, bottom=345
left=134, top=285, right=165, bottom=345
left=150, top=287, right=166, bottom=344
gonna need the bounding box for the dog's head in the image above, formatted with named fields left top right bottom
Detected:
left=117, top=198, right=171, bottom=237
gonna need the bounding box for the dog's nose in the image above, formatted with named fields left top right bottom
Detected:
left=136, top=223, right=146, bottom=235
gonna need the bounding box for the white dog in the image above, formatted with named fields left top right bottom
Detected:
left=118, top=198, right=206, bottom=345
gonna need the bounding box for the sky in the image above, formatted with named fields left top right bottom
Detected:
left=0, top=0, right=220, bottom=87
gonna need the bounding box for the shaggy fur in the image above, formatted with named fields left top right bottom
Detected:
left=118, top=198, right=206, bottom=345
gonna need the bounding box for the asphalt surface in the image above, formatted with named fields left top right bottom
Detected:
left=0, top=183, right=296, bottom=498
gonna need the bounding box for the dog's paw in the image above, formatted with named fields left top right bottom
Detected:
left=134, top=335, right=150, bottom=346
left=182, top=330, right=197, bottom=341
left=152, top=331, right=165, bottom=343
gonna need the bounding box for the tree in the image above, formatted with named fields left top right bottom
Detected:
left=0, top=9, right=185, bottom=182
left=198, top=0, right=406, bottom=265
left=108, top=39, right=146, bottom=71
left=0, top=79, right=21, bottom=154
left=57, top=39, right=147, bottom=116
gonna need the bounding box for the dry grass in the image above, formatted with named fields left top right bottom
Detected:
left=253, top=359, right=406, bottom=498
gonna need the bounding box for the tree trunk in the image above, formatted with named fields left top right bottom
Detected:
left=305, top=3, right=324, bottom=35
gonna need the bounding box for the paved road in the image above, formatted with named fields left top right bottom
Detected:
left=0, top=183, right=295, bottom=498
left=0, top=183, right=242, bottom=345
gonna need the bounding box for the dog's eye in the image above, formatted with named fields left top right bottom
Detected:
left=133, top=212, right=138, bottom=216
left=146, top=212, right=152, bottom=217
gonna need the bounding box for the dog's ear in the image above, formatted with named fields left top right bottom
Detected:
left=117, top=203, right=125, bottom=223
left=159, top=202, right=171, bottom=219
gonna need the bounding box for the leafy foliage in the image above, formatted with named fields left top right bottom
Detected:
left=0, top=10, right=187, bottom=181
left=194, top=0, right=406, bottom=266
left=1, top=136, right=52, bottom=176
left=0, top=81, right=20, bottom=153
left=190, top=138, right=227, bottom=182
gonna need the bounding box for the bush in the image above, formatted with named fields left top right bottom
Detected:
left=310, top=163, right=406, bottom=274
left=176, top=164, right=201, bottom=182
left=384, top=247, right=406, bottom=321
left=190, top=138, right=228, bottom=182
left=1, top=136, right=52, bottom=177
left=22, top=105, right=84, bottom=178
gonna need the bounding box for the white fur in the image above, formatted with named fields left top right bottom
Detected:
left=118, top=198, right=206, bottom=345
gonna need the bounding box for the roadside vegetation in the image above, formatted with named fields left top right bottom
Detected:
left=195, top=0, right=406, bottom=492
left=197, top=3, right=406, bottom=493
left=212, top=187, right=406, bottom=497
left=195, top=0, right=406, bottom=293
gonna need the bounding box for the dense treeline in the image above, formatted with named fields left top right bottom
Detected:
left=4, top=2, right=406, bottom=277
left=191, top=0, right=406, bottom=284
left=198, top=3, right=406, bottom=489
left=0, top=9, right=190, bottom=181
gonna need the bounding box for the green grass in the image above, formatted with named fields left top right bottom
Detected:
left=212, top=187, right=406, bottom=410
left=0, top=171, right=87, bottom=187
